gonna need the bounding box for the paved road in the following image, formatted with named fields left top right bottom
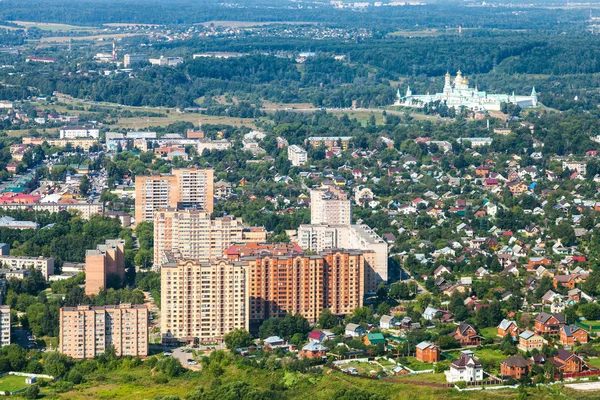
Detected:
left=171, top=346, right=201, bottom=371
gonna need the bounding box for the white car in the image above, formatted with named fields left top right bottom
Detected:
left=163, top=352, right=172, bottom=357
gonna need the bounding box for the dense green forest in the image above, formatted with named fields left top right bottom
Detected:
left=4, top=28, right=600, bottom=110
left=0, top=0, right=592, bottom=31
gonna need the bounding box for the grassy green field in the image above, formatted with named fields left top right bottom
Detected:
left=578, top=319, right=600, bottom=327
left=585, top=357, right=600, bottom=368
left=448, top=348, right=506, bottom=364
left=397, top=357, right=434, bottom=371
left=480, top=327, right=500, bottom=341
left=0, top=374, right=30, bottom=393
left=9, top=21, right=97, bottom=32
left=390, top=372, right=447, bottom=384
left=29, top=361, right=600, bottom=400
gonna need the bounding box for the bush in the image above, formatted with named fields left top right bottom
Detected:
left=66, top=370, right=84, bottom=384
left=434, top=360, right=450, bottom=373
left=455, top=381, right=467, bottom=389
left=54, top=381, right=74, bottom=393
left=24, top=384, right=39, bottom=399
left=145, top=356, right=158, bottom=369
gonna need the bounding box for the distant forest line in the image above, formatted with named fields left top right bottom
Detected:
left=0, top=0, right=593, bottom=31
left=3, top=31, right=600, bottom=111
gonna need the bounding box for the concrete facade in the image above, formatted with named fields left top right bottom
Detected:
left=59, top=304, right=148, bottom=359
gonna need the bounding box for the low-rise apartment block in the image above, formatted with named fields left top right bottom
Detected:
left=59, top=304, right=148, bottom=359
left=0, top=255, right=54, bottom=280
left=0, top=201, right=104, bottom=220
left=59, top=126, right=100, bottom=139
left=288, top=145, right=308, bottom=166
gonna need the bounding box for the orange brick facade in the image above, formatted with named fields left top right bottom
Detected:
left=85, top=239, right=125, bottom=295
left=560, top=327, right=589, bottom=346
left=500, top=358, right=531, bottom=379
left=245, top=250, right=365, bottom=328
left=416, top=345, right=440, bottom=363
left=498, top=324, right=518, bottom=338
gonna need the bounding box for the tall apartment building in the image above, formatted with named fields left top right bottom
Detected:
left=288, top=145, right=308, bottom=166
left=298, top=186, right=387, bottom=292
left=297, top=224, right=387, bottom=293
left=161, top=258, right=249, bottom=343
left=0, top=306, right=10, bottom=347
left=85, top=239, right=125, bottom=295
left=243, top=249, right=365, bottom=328
left=348, top=224, right=389, bottom=286
left=0, top=255, right=54, bottom=280
left=310, top=187, right=351, bottom=225
left=134, top=168, right=214, bottom=223
left=59, top=304, right=148, bottom=359
left=153, top=208, right=266, bottom=270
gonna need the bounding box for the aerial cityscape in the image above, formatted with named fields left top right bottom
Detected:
left=2, top=0, right=600, bottom=399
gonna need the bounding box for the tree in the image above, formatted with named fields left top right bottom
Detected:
left=346, top=306, right=374, bottom=325
left=318, top=309, right=337, bottom=329
left=389, top=282, right=411, bottom=299
left=565, top=306, right=578, bottom=325
left=376, top=282, right=388, bottom=300
left=134, top=248, right=153, bottom=269
left=24, top=384, right=39, bottom=399
left=377, top=302, right=391, bottom=316
left=79, top=174, right=91, bottom=196
left=43, top=352, right=70, bottom=378
left=437, top=335, right=460, bottom=349
left=224, top=329, right=254, bottom=350
left=579, top=303, right=600, bottom=320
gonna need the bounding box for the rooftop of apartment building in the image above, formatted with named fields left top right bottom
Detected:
left=224, top=243, right=303, bottom=258
left=62, top=303, right=147, bottom=312
left=350, top=224, right=386, bottom=244
left=0, top=254, right=52, bottom=260
left=312, top=185, right=348, bottom=200
left=86, top=239, right=125, bottom=256
left=161, top=256, right=249, bottom=269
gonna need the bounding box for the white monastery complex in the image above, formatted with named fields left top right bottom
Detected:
left=395, top=70, right=538, bottom=111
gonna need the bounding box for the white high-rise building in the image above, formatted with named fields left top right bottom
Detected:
left=310, top=187, right=351, bottom=225
left=153, top=208, right=266, bottom=270
left=0, top=306, right=10, bottom=347
left=299, top=185, right=387, bottom=293
left=297, top=223, right=387, bottom=293
left=161, top=258, right=249, bottom=343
